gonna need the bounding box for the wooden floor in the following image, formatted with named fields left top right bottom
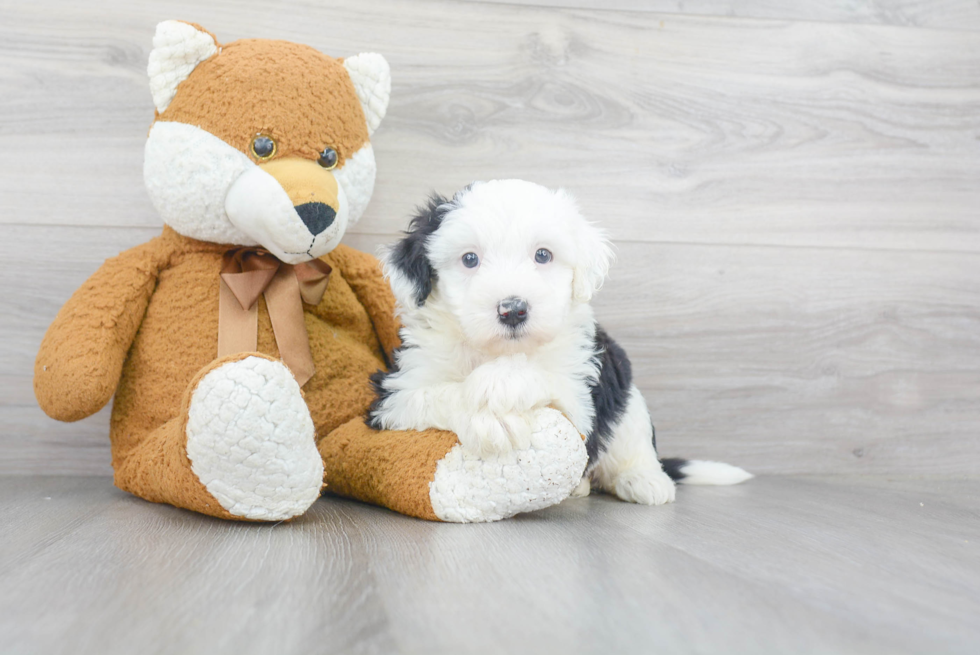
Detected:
left=1, top=475, right=977, bottom=654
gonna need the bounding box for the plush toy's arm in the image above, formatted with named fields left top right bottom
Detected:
left=34, top=240, right=165, bottom=422
left=325, top=244, right=401, bottom=362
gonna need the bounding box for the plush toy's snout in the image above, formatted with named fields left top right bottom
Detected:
left=223, top=157, right=351, bottom=264
left=260, top=158, right=340, bottom=235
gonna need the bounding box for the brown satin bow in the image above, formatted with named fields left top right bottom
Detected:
left=217, top=248, right=331, bottom=387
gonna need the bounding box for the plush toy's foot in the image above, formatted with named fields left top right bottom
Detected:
left=185, top=355, right=324, bottom=520
left=430, top=408, right=587, bottom=522
left=320, top=407, right=588, bottom=523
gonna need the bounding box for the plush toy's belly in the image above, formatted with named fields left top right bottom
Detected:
left=110, top=250, right=386, bottom=449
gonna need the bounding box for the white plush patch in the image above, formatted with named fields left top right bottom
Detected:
left=185, top=356, right=324, bottom=521
left=676, top=460, right=754, bottom=486
left=334, top=143, right=376, bottom=224
left=429, top=407, right=587, bottom=523
left=343, top=53, right=391, bottom=136
left=145, top=121, right=258, bottom=246
left=148, top=21, right=217, bottom=113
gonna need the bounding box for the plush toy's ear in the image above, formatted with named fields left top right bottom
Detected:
left=565, top=192, right=614, bottom=302
left=343, top=53, right=391, bottom=136
left=147, top=21, right=218, bottom=113
left=383, top=194, right=448, bottom=308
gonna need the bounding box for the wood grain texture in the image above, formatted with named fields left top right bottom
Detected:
left=1, top=0, right=978, bottom=476
left=2, top=1, right=979, bottom=251
left=1, top=475, right=978, bottom=654
left=468, top=0, right=980, bottom=32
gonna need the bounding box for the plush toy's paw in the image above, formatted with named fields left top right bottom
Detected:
left=612, top=467, right=676, bottom=505
left=429, top=407, right=588, bottom=523
left=185, top=356, right=323, bottom=520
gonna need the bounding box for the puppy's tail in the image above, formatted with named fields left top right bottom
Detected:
left=660, top=458, right=753, bottom=486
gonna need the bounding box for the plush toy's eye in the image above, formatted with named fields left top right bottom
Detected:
left=535, top=248, right=553, bottom=264
left=462, top=252, right=480, bottom=269
left=251, top=135, right=276, bottom=160
left=317, top=147, right=338, bottom=170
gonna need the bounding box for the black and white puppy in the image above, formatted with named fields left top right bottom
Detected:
left=369, top=180, right=751, bottom=505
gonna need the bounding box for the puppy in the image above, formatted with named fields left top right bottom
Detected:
left=368, top=180, right=751, bottom=505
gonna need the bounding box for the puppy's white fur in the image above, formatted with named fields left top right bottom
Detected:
left=372, top=180, right=750, bottom=505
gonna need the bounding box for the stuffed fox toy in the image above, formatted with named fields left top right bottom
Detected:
left=34, top=21, right=587, bottom=523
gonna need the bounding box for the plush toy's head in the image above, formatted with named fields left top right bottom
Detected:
left=144, top=21, right=390, bottom=264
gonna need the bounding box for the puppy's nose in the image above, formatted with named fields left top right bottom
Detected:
left=497, top=297, right=529, bottom=326
left=295, top=202, right=336, bottom=235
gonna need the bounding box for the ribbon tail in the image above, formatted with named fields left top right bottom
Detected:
left=218, top=278, right=258, bottom=358
left=294, top=259, right=332, bottom=306
left=264, top=266, right=316, bottom=387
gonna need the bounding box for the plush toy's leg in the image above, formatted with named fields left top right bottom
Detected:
left=319, top=407, right=588, bottom=523
left=114, top=353, right=323, bottom=521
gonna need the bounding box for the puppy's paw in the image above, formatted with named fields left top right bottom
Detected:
left=500, top=412, right=532, bottom=451
left=613, top=467, right=676, bottom=505
left=458, top=410, right=512, bottom=457
left=570, top=476, right=591, bottom=498
left=457, top=410, right=535, bottom=456
left=464, top=355, right=550, bottom=417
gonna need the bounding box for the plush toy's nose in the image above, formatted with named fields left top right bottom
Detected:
left=294, top=202, right=336, bottom=235
left=258, top=157, right=340, bottom=235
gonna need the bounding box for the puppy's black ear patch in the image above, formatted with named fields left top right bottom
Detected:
left=389, top=193, right=450, bottom=306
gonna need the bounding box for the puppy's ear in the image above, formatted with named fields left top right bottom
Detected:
left=383, top=193, right=448, bottom=307
left=565, top=192, right=614, bottom=302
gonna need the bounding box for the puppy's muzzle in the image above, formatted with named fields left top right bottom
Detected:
left=497, top=296, right=529, bottom=327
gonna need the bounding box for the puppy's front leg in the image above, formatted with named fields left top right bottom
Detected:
left=371, top=380, right=465, bottom=434
left=455, top=354, right=552, bottom=456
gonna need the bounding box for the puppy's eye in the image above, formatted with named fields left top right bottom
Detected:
left=462, top=252, right=480, bottom=268
left=251, top=134, right=276, bottom=160
left=317, top=147, right=338, bottom=170
left=535, top=248, right=553, bottom=264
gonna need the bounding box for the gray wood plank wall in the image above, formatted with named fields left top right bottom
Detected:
left=470, top=0, right=980, bottom=31
left=1, top=0, right=978, bottom=477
